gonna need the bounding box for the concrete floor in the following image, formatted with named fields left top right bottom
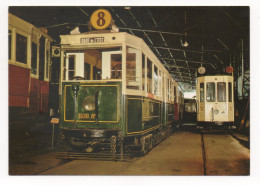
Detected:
left=34, top=130, right=249, bottom=176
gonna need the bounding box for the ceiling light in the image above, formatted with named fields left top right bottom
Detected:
left=124, top=7, right=131, bottom=10
left=183, top=41, right=189, bottom=47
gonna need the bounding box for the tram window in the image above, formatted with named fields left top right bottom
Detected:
left=158, top=70, right=161, bottom=96
left=111, top=54, right=122, bottom=79
left=68, top=55, right=75, bottom=80
left=126, top=47, right=139, bottom=90
left=147, top=58, right=152, bottom=93
left=84, top=49, right=102, bottom=80
left=31, top=42, right=37, bottom=75
left=9, top=30, right=11, bottom=60
left=228, top=82, right=232, bottom=102
left=16, top=33, right=27, bottom=64
left=206, top=82, right=215, bottom=102
left=142, top=54, right=145, bottom=91
left=169, top=81, right=172, bottom=101
left=154, top=65, right=158, bottom=95
left=217, top=82, right=226, bottom=102
left=200, top=83, right=204, bottom=102
left=168, top=79, right=170, bottom=100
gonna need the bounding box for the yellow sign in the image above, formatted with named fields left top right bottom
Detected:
left=79, top=113, right=96, bottom=120
left=90, top=9, right=112, bottom=30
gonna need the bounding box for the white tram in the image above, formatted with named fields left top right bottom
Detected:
left=196, top=75, right=234, bottom=129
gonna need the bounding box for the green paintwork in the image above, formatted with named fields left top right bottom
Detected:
left=60, top=81, right=122, bottom=130
left=59, top=81, right=175, bottom=137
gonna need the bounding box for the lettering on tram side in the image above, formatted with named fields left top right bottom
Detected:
left=80, top=37, right=104, bottom=44
left=78, top=113, right=97, bottom=119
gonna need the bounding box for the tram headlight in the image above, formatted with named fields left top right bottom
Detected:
left=82, top=96, right=95, bottom=111
left=214, top=110, right=219, bottom=114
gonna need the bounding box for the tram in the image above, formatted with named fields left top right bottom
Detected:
left=196, top=74, right=234, bottom=130
left=57, top=9, right=178, bottom=158
left=9, top=13, right=52, bottom=117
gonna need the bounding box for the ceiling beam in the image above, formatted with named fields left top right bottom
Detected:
left=150, top=46, right=222, bottom=54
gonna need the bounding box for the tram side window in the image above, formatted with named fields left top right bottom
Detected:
left=200, top=83, right=204, bottom=102
left=206, top=82, right=215, bottom=102
left=217, top=82, right=226, bottom=102
left=142, top=54, right=145, bottom=91
left=126, top=47, right=139, bottom=90
left=147, top=58, right=152, bottom=93
left=31, top=42, right=37, bottom=74
left=154, top=65, right=158, bottom=95
left=167, top=79, right=171, bottom=100
left=68, top=55, right=75, bottom=80
left=16, top=33, right=27, bottom=64
left=158, top=70, right=161, bottom=96
left=228, top=82, right=232, bottom=102
left=9, top=30, right=11, bottom=60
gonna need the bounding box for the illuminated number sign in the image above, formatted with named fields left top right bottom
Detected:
left=90, top=9, right=112, bottom=30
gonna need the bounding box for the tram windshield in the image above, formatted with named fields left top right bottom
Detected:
left=63, top=47, right=122, bottom=81
left=206, top=82, right=215, bottom=102
left=217, top=82, right=226, bottom=102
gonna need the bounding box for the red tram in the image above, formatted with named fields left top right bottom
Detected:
left=9, top=13, right=53, bottom=116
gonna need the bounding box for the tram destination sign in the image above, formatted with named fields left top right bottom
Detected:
left=81, top=37, right=104, bottom=44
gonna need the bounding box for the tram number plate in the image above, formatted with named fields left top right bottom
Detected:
left=81, top=37, right=104, bottom=43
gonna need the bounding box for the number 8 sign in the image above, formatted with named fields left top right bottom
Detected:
left=90, top=9, right=112, bottom=30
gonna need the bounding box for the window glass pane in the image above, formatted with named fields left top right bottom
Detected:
left=16, top=33, right=27, bottom=64
left=200, top=83, right=204, bottom=102
left=84, top=49, right=102, bottom=80
left=158, top=70, right=161, bottom=96
left=126, top=47, right=139, bottom=90
left=111, top=54, right=122, bottom=79
left=9, top=30, right=12, bottom=60
left=228, top=82, right=232, bottom=102
left=68, top=55, right=75, bottom=80
left=142, top=54, right=145, bottom=91
left=31, top=42, right=37, bottom=74
left=206, top=82, right=215, bottom=102
left=154, top=65, right=158, bottom=95
left=147, top=58, right=152, bottom=93
left=169, top=81, right=172, bottom=100
left=217, top=82, right=226, bottom=102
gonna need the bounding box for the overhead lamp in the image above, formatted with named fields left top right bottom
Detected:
left=124, top=7, right=131, bottom=10
left=183, top=11, right=189, bottom=48
left=183, top=41, right=189, bottom=47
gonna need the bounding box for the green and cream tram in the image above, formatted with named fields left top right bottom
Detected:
left=57, top=27, right=178, bottom=158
